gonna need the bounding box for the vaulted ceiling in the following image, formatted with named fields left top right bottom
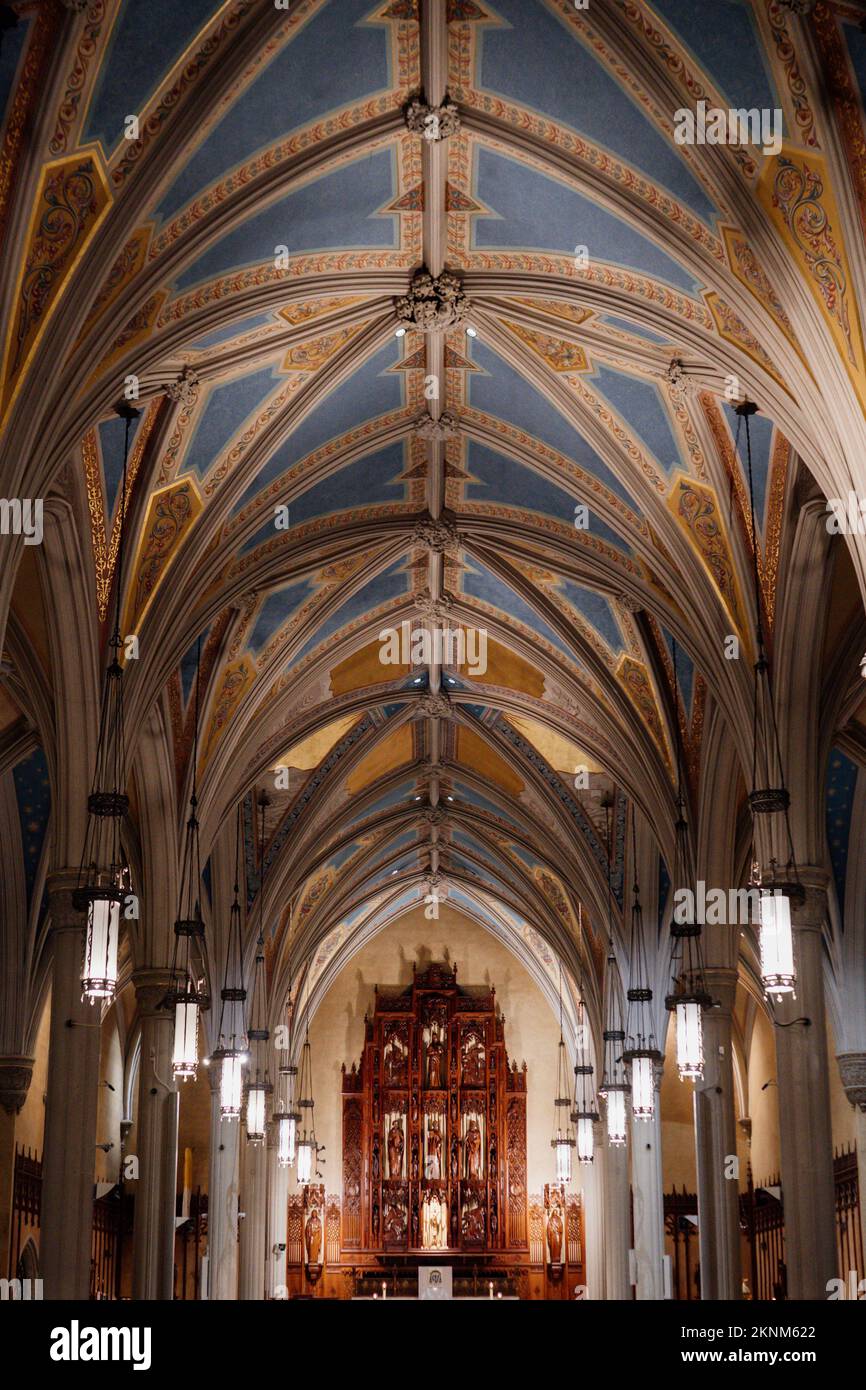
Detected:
left=2, top=0, right=866, bottom=1043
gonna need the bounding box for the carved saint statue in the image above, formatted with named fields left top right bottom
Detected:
left=383, top=1193, right=406, bottom=1244
left=462, top=1193, right=485, bottom=1243
left=547, top=1198, right=563, bottom=1265
left=304, top=1206, right=322, bottom=1266
left=384, top=1032, right=405, bottom=1085
left=461, top=1030, right=485, bottom=1086
left=387, top=1118, right=404, bottom=1178
left=464, top=1117, right=482, bottom=1179
left=422, top=1191, right=447, bottom=1249
left=426, top=1035, right=445, bottom=1088
left=426, top=1120, right=443, bottom=1180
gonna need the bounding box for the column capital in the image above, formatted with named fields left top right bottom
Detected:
left=790, top=874, right=830, bottom=933
left=0, top=1055, right=34, bottom=1115
left=703, top=966, right=737, bottom=1014
left=837, top=1053, right=866, bottom=1111
left=132, top=968, right=176, bottom=1018
left=45, top=872, right=86, bottom=932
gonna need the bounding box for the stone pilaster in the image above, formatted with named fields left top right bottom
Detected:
left=207, top=1063, right=241, bottom=1300
left=694, top=968, right=741, bottom=1299
left=630, top=1070, right=667, bottom=1300
left=41, top=875, right=102, bottom=1299
left=238, top=1134, right=267, bottom=1300
left=774, top=876, right=836, bottom=1298
left=265, top=1128, right=289, bottom=1299
left=580, top=1120, right=605, bottom=1299
left=602, top=1126, right=631, bottom=1299
left=131, top=969, right=179, bottom=1300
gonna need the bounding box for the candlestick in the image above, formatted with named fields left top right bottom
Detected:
left=488, top=1281, right=493, bottom=1299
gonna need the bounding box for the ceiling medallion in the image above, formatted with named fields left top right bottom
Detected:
left=395, top=269, right=469, bottom=333
left=166, top=367, right=201, bottom=408
left=404, top=97, right=461, bottom=142
left=415, top=587, right=454, bottom=620
left=413, top=410, right=461, bottom=440
left=413, top=692, right=452, bottom=720
left=412, top=509, right=461, bottom=554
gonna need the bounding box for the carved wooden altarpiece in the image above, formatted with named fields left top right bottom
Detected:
left=341, top=962, right=528, bottom=1259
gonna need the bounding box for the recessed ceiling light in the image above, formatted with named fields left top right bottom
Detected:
left=413, top=676, right=423, bottom=684
left=446, top=795, right=454, bottom=802
left=395, top=326, right=407, bottom=337
left=466, top=326, right=477, bottom=338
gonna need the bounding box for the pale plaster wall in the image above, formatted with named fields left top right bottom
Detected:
left=297, top=904, right=563, bottom=1201
left=660, top=1017, right=697, bottom=1191
left=747, top=1005, right=781, bottom=1182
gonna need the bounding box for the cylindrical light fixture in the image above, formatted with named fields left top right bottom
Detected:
left=603, top=1085, right=628, bottom=1147
left=675, top=999, right=704, bottom=1080
left=81, top=887, right=122, bottom=1000
left=296, top=1136, right=314, bottom=1185
left=172, top=994, right=200, bottom=1079
left=630, top=1052, right=655, bottom=1121
left=246, top=1079, right=268, bottom=1144
left=759, top=888, right=795, bottom=996
left=275, top=1108, right=298, bottom=1168
left=218, top=1047, right=245, bottom=1120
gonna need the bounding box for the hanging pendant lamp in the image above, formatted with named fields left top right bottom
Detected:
left=74, top=402, right=140, bottom=1001
left=211, top=807, right=248, bottom=1119
left=597, top=796, right=629, bottom=1146
left=571, top=996, right=599, bottom=1164
left=274, top=918, right=300, bottom=1168
left=664, top=639, right=711, bottom=1080
left=734, top=402, right=803, bottom=998
left=622, top=809, right=661, bottom=1121
left=168, top=637, right=210, bottom=1079
left=245, top=791, right=272, bottom=1144
left=550, top=962, right=576, bottom=1184
left=295, top=1020, right=320, bottom=1185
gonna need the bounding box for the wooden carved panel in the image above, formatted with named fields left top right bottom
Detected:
left=342, top=1098, right=362, bottom=1248
left=341, top=961, right=528, bottom=1257
left=506, top=1097, right=528, bottom=1247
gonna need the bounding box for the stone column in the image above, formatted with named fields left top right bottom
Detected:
left=131, top=970, right=179, bottom=1300
left=580, top=1120, right=605, bottom=1299
left=238, top=1134, right=267, bottom=1300
left=41, top=876, right=101, bottom=1299
left=694, top=967, right=741, bottom=1299
left=602, top=1126, right=631, bottom=1299
left=0, top=1056, right=33, bottom=1275
left=265, top=1129, right=289, bottom=1299
left=207, top=1065, right=241, bottom=1300
left=836, top=1053, right=866, bottom=1272
left=774, top=877, right=836, bottom=1299
left=630, top=1073, right=666, bottom=1300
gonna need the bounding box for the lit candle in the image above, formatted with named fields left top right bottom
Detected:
left=497, top=1292, right=502, bottom=1299
left=488, top=1282, right=493, bottom=1299
left=382, top=1281, right=387, bottom=1300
